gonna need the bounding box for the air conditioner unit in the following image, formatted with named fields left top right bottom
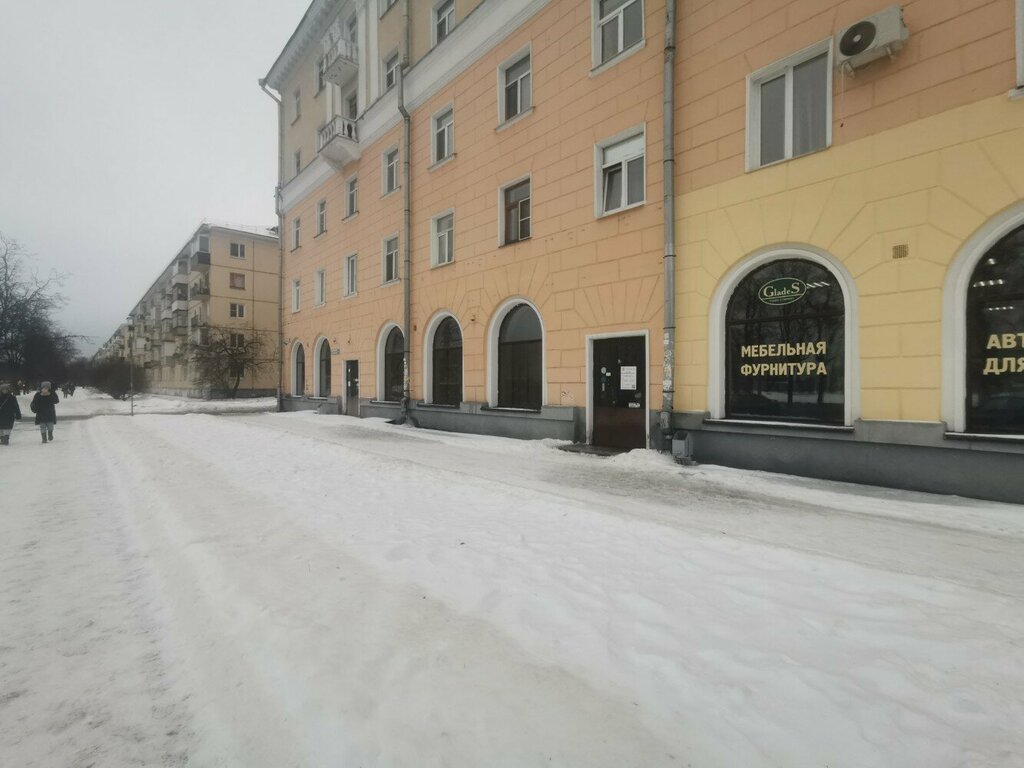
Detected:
left=834, top=5, right=909, bottom=75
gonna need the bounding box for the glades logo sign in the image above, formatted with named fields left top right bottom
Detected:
left=758, top=277, right=807, bottom=306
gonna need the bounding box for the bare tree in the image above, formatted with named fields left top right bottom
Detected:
left=0, top=232, right=77, bottom=382
left=186, top=326, right=273, bottom=399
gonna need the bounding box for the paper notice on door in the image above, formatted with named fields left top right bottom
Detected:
left=620, top=366, right=637, bottom=390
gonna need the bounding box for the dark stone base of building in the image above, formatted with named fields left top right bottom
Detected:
left=669, top=414, right=1024, bottom=505
left=152, top=387, right=277, bottom=399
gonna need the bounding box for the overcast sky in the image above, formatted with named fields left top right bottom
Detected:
left=0, top=0, right=309, bottom=356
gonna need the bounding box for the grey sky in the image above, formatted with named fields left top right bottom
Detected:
left=0, top=0, right=309, bottom=356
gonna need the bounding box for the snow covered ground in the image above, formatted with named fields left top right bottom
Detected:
left=1, top=391, right=1022, bottom=767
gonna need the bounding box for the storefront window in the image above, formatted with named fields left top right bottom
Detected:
left=383, top=327, right=404, bottom=402
left=966, top=224, right=1024, bottom=434
left=498, top=304, right=542, bottom=409
left=726, top=259, right=845, bottom=424
left=432, top=316, right=462, bottom=406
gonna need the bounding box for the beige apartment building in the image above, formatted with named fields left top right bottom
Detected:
left=264, top=0, right=1024, bottom=501
left=98, top=222, right=280, bottom=398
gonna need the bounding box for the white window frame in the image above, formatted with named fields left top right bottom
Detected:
left=230, top=242, right=246, bottom=259
left=316, top=199, right=327, bottom=235
left=383, top=52, right=399, bottom=91
left=382, top=147, right=399, bottom=195
left=344, top=253, right=358, bottom=297
left=707, top=246, right=859, bottom=427
left=229, top=272, right=246, bottom=290
left=485, top=297, right=546, bottom=408
left=376, top=321, right=403, bottom=401
left=382, top=235, right=399, bottom=284
left=433, top=0, right=454, bottom=47
left=431, top=210, right=455, bottom=267
left=498, top=175, right=532, bottom=246
left=294, top=149, right=301, bottom=177
left=592, top=0, right=645, bottom=69
left=595, top=126, right=646, bottom=217
left=291, top=279, right=301, bottom=312
left=315, top=268, right=326, bottom=306
left=432, top=105, right=454, bottom=164
left=1016, top=0, right=1024, bottom=93
left=423, top=310, right=464, bottom=405
left=347, top=14, right=358, bottom=43
left=347, top=175, right=359, bottom=216
left=346, top=92, right=358, bottom=119
left=292, top=88, right=301, bottom=121
left=229, top=302, right=246, bottom=319
left=745, top=39, right=833, bottom=172
left=292, top=217, right=301, bottom=250
left=498, top=46, right=532, bottom=125
left=316, top=55, right=327, bottom=94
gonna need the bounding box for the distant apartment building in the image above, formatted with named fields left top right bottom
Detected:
left=263, top=1, right=1024, bottom=502
left=97, top=222, right=280, bottom=398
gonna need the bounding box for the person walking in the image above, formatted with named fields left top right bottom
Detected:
left=0, top=383, right=21, bottom=445
left=30, top=381, right=59, bottom=443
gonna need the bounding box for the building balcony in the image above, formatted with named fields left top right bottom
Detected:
left=171, top=299, right=189, bottom=313
left=322, top=35, right=357, bottom=86
left=171, top=273, right=189, bottom=287
left=189, top=283, right=210, bottom=300
left=318, top=116, right=359, bottom=165
left=191, top=250, right=210, bottom=272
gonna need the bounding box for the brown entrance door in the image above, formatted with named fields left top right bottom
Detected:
left=345, top=360, right=359, bottom=416
left=592, top=336, right=646, bottom=449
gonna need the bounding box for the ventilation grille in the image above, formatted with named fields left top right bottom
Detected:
left=892, top=244, right=909, bottom=260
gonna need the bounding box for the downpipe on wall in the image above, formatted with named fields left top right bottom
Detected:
left=660, top=0, right=678, bottom=447
left=259, top=78, right=286, bottom=412
left=395, top=0, right=416, bottom=426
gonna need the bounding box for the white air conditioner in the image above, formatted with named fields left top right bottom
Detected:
left=834, top=5, right=909, bottom=75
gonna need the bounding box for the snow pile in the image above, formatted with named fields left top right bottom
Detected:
left=15, top=387, right=276, bottom=418
left=2, top=406, right=1022, bottom=767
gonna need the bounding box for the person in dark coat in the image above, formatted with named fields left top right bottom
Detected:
left=0, top=382, right=21, bottom=445
left=30, top=381, right=59, bottom=443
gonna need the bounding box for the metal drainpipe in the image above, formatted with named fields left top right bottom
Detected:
left=259, top=78, right=286, bottom=412
left=397, top=0, right=415, bottom=425
left=659, top=0, right=677, bottom=445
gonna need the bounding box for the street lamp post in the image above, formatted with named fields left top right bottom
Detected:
left=127, top=316, right=135, bottom=417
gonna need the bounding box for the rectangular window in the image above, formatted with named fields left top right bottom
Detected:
left=347, top=176, right=359, bottom=216
left=292, top=217, right=301, bottom=250
left=434, top=108, right=454, bottom=163
left=315, top=269, right=326, bottom=305
left=433, top=212, right=454, bottom=266
left=229, top=272, right=246, bottom=290
left=383, top=237, right=399, bottom=283
left=347, top=15, right=358, bottom=42
left=230, top=333, right=245, bottom=348
left=229, top=242, right=246, bottom=259
left=230, top=303, right=246, bottom=319
left=501, top=53, right=531, bottom=123
left=503, top=180, right=531, bottom=244
left=383, top=148, right=399, bottom=194
left=435, top=0, right=454, bottom=45
left=384, top=53, right=399, bottom=90
left=346, top=93, right=358, bottom=119
left=599, top=132, right=645, bottom=214
left=317, top=200, right=327, bottom=235
left=344, top=254, right=358, bottom=296
left=293, top=88, right=301, bottom=120
left=316, top=56, right=327, bottom=93
left=748, top=43, right=831, bottom=169
left=291, top=279, right=301, bottom=312
left=596, top=0, right=643, bottom=65
left=294, top=149, right=301, bottom=177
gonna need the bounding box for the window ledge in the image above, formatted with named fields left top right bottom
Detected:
left=369, top=399, right=401, bottom=405
left=589, top=39, right=646, bottom=79
left=480, top=406, right=543, bottom=414
left=1010, top=86, right=1024, bottom=101
left=747, top=143, right=831, bottom=173
left=314, top=230, right=327, bottom=239
left=343, top=291, right=357, bottom=299
left=945, top=431, right=1024, bottom=444
left=309, top=396, right=329, bottom=401
left=431, top=259, right=454, bottom=270
left=429, top=154, right=456, bottom=171
left=598, top=200, right=645, bottom=219
left=313, top=302, right=325, bottom=308
left=498, top=237, right=531, bottom=249
left=496, top=107, right=533, bottom=133
left=703, top=418, right=853, bottom=433
left=381, top=188, right=399, bottom=200
left=289, top=246, right=301, bottom=253
left=343, top=211, right=359, bottom=221
left=415, top=401, right=459, bottom=409
left=381, top=278, right=400, bottom=287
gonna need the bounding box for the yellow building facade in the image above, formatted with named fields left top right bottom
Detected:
left=265, top=0, right=1024, bottom=501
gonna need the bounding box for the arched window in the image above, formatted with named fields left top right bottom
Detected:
left=431, top=316, right=462, bottom=406
left=498, top=303, right=542, bottom=409
left=966, top=223, right=1024, bottom=434
left=294, top=344, right=305, bottom=397
left=725, top=258, right=845, bottom=424
left=317, top=339, right=331, bottom=397
left=384, top=327, right=404, bottom=402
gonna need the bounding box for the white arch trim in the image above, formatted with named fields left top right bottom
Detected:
left=290, top=340, right=306, bottom=397
left=942, top=202, right=1024, bottom=433
left=375, top=321, right=403, bottom=402
left=707, top=244, right=861, bottom=426
left=486, top=297, right=547, bottom=408
left=312, top=335, right=331, bottom=398
left=422, top=310, right=464, bottom=405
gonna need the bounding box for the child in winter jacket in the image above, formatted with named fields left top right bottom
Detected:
left=30, top=381, right=59, bottom=443
left=0, top=382, right=21, bottom=445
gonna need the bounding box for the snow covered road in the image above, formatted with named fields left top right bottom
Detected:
left=2, top=399, right=1023, bottom=767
